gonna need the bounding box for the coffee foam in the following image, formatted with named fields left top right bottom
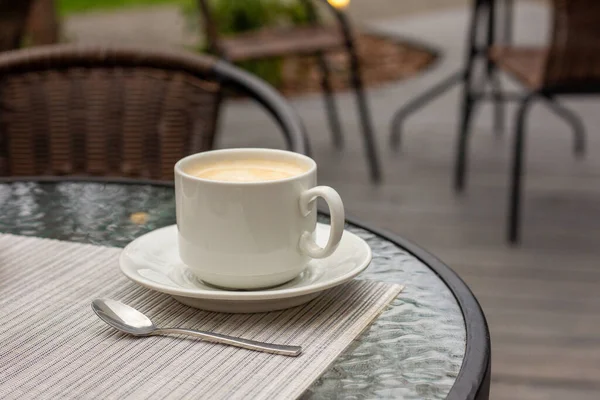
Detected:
left=188, top=159, right=307, bottom=182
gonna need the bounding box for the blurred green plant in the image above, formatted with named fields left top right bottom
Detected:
left=58, top=0, right=191, bottom=16
left=184, top=0, right=312, bottom=87
left=59, top=0, right=312, bottom=87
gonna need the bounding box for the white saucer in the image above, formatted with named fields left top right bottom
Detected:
left=120, top=223, right=372, bottom=313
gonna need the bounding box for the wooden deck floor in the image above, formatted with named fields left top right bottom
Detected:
left=218, top=82, right=600, bottom=398
left=323, top=139, right=600, bottom=400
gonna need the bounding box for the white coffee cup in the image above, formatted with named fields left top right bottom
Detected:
left=174, top=148, right=345, bottom=290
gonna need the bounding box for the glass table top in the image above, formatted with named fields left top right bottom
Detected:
left=0, top=182, right=466, bottom=399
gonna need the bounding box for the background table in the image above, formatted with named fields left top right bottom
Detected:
left=0, top=180, right=490, bottom=400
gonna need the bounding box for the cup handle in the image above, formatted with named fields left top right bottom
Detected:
left=298, top=186, right=345, bottom=259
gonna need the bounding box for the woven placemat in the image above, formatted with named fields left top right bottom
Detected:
left=0, top=234, right=402, bottom=399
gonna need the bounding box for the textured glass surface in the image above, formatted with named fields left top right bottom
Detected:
left=0, top=182, right=465, bottom=399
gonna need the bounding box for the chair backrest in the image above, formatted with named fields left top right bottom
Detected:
left=0, top=46, right=307, bottom=180
left=544, top=0, right=600, bottom=88
left=0, top=0, right=34, bottom=52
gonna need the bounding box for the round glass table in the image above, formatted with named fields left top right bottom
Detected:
left=0, top=180, right=490, bottom=400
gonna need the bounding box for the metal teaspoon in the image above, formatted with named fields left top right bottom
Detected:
left=91, top=299, right=302, bottom=357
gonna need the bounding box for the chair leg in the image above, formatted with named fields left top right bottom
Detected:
left=490, top=68, right=505, bottom=136
left=485, top=0, right=505, bottom=137
left=454, top=87, right=477, bottom=192
left=389, top=71, right=464, bottom=150
left=453, top=0, right=490, bottom=192
left=508, top=94, right=536, bottom=244
left=454, top=47, right=481, bottom=192
left=502, top=0, right=514, bottom=45
left=317, top=54, right=343, bottom=149
left=542, top=97, right=586, bottom=157
left=348, top=43, right=382, bottom=182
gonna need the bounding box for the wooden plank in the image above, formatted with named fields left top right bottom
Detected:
left=491, top=329, right=600, bottom=348
left=476, top=294, right=600, bottom=314
left=451, top=261, right=600, bottom=283
left=460, top=275, right=600, bottom=303
left=491, top=342, right=600, bottom=383
left=484, top=308, right=600, bottom=339
left=433, top=247, right=600, bottom=272
left=491, top=381, right=600, bottom=400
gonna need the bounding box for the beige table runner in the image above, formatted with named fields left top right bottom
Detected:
left=0, top=234, right=402, bottom=400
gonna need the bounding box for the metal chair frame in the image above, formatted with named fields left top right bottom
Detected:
left=389, top=0, right=588, bottom=244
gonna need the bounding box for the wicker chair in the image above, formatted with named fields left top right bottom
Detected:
left=488, top=0, right=600, bottom=242
left=197, top=0, right=381, bottom=182
left=0, top=46, right=307, bottom=180
left=0, top=0, right=34, bottom=52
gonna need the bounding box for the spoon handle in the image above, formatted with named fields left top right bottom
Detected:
left=155, top=328, right=302, bottom=357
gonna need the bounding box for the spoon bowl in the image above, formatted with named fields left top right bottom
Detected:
left=92, top=299, right=156, bottom=336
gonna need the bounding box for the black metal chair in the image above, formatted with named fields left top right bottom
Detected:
left=388, top=0, right=589, bottom=244
left=488, top=0, right=600, bottom=243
